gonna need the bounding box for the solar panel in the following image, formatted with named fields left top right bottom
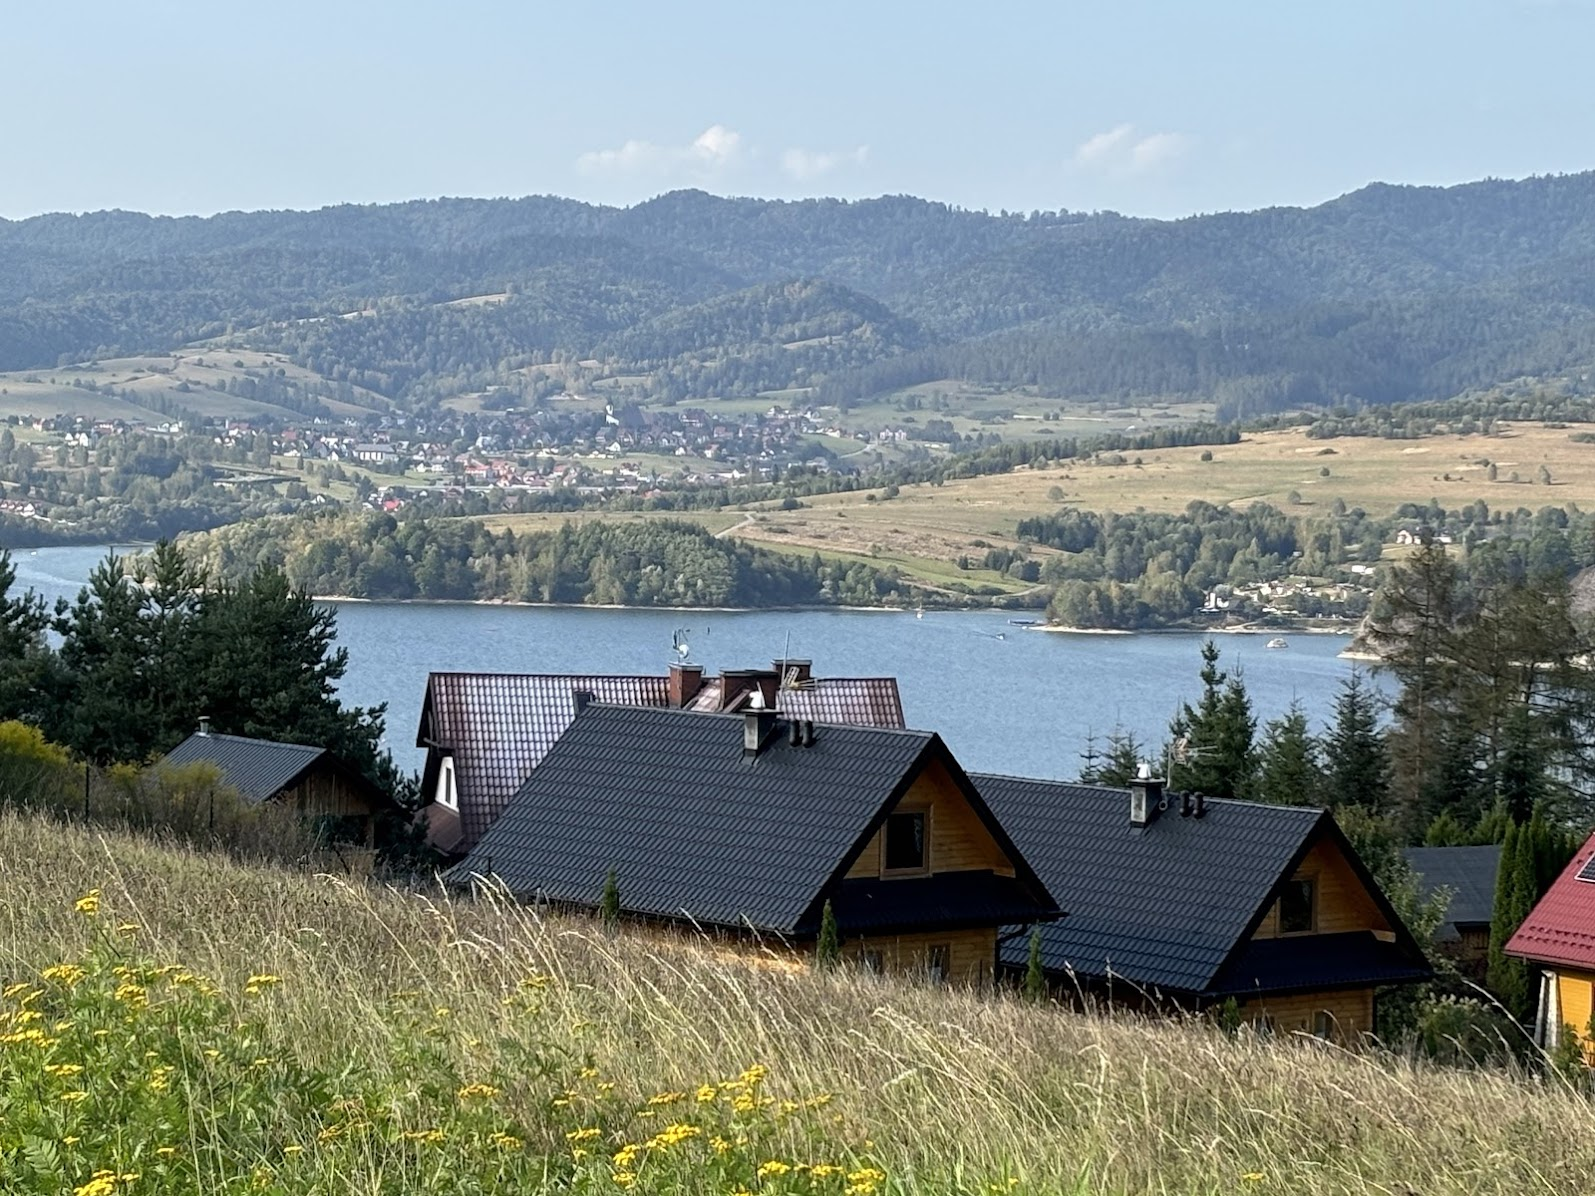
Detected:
left=1577, top=855, right=1595, bottom=883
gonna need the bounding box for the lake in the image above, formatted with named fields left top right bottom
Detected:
left=8, top=545, right=1388, bottom=780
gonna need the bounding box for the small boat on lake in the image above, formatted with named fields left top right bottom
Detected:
left=1007, top=618, right=1040, bottom=627
left=1266, top=637, right=1289, bottom=649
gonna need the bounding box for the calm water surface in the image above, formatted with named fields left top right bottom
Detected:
left=10, top=546, right=1388, bottom=780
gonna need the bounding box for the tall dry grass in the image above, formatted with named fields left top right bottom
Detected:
left=1, top=810, right=1588, bottom=1195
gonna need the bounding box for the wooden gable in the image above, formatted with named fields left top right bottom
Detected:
left=1253, top=830, right=1394, bottom=941
left=844, top=754, right=1016, bottom=880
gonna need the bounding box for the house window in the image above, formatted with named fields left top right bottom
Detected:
left=437, top=758, right=458, bottom=810
left=1279, top=877, right=1317, bottom=934
left=926, top=944, right=950, bottom=984
left=883, top=811, right=928, bottom=873
left=1312, top=1010, right=1334, bottom=1040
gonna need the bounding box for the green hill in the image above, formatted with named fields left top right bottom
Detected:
left=6, top=174, right=1595, bottom=414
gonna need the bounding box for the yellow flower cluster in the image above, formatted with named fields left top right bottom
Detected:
left=73, top=890, right=101, bottom=917
left=456, top=1082, right=501, bottom=1102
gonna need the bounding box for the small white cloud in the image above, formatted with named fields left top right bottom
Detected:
left=577, top=125, right=744, bottom=177
left=1074, top=124, right=1189, bottom=175
left=780, top=144, right=870, bottom=182
left=1074, top=124, right=1136, bottom=166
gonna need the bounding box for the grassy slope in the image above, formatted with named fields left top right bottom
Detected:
left=1, top=813, right=1588, bottom=1195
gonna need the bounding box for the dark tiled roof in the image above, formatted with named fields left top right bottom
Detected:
left=450, top=706, right=1054, bottom=935
left=1209, top=931, right=1435, bottom=997
left=1404, top=845, right=1501, bottom=938
left=164, top=732, right=326, bottom=804
left=823, top=872, right=1050, bottom=937
left=977, top=775, right=1326, bottom=994
left=1507, top=830, right=1595, bottom=971
left=419, top=671, right=907, bottom=849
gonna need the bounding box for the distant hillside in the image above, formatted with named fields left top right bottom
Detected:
left=6, top=174, right=1595, bottom=415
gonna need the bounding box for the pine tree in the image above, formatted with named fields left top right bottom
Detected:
left=599, top=868, right=621, bottom=935
left=1256, top=701, right=1323, bottom=807
left=1169, top=641, right=1255, bottom=799
left=1486, top=823, right=1536, bottom=1022
left=1022, top=929, right=1047, bottom=1000
left=1321, top=670, right=1389, bottom=814
left=815, top=899, right=840, bottom=970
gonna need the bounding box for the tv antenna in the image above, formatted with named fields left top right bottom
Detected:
left=671, top=628, right=692, bottom=665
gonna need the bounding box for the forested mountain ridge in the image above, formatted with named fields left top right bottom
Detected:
left=6, top=173, right=1595, bottom=412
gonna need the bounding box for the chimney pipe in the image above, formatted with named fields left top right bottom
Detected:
left=572, top=689, right=594, bottom=714
left=1128, top=761, right=1164, bottom=827
left=801, top=720, right=816, bottom=747
left=1194, top=792, right=1206, bottom=819
left=789, top=719, right=803, bottom=747
left=1180, top=790, right=1193, bottom=817
left=743, top=693, right=777, bottom=758
left=197, top=716, right=211, bottom=737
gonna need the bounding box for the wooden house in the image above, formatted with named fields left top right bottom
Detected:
left=417, top=660, right=905, bottom=856
left=163, top=724, right=392, bottom=847
left=1506, top=830, right=1595, bottom=1062
left=977, top=771, right=1431, bottom=1041
left=1404, top=845, right=1501, bottom=980
left=447, top=702, right=1059, bottom=985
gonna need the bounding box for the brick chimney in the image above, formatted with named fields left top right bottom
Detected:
left=720, top=668, right=780, bottom=711
left=1129, top=762, right=1164, bottom=827
left=772, top=658, right=812, bottom=684
left=667, top=662, right=704, bottom=708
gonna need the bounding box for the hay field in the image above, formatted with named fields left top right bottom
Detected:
left=2, top=813, right=1590, bottom=1194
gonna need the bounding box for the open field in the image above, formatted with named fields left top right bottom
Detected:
left=1, top=811, right=1588, bottom=1195
left=0, top=350, right=390, bottom=422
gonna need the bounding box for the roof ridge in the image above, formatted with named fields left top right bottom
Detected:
left=191, top=731, right=324, bottom=753
left=578, top=703, right=934, bottom=738
left=967, top=770, right=1327, bottom=815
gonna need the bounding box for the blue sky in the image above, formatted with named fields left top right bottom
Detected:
left=3, top=0, right=1593, bottom=220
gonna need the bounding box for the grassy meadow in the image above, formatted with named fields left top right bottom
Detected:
left=0, top=812, right=1589, bottom=1195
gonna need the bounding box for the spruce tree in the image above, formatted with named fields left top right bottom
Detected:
left=1486, top=823, right=1535, bottom=1022
left=1256, top=701, right=1322, bottom=807
left=1169, top=641, right=1255, bottom=800
left=599, top=868, right=621, bottom=935
left=1022, top=928, right=1047, bottom=1001
left=1321, top=670, right=1389, bottom=814
left=815, top=899, right=841, bottom=970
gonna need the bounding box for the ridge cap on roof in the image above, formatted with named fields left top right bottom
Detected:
left=427, top=670, right=663, bottom=681
left=970, top=770, right=1327, bottom=816
left=574, top=702, right=933, bottom=736
left=182, top=731, right=324, bottom=753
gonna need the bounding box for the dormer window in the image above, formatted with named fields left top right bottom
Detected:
left=884, top=810, right=928, bottom=873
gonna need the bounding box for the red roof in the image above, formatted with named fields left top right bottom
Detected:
left=1506, top=829, right=1595, bottom=970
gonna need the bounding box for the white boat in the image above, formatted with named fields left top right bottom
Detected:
left=1266, top=637, right=1289, bottom=649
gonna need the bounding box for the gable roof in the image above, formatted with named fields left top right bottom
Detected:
left=418, top=670, right=907, bottom=849
left=164, top=732, right=330, bottom=804
left=976, top=774, right=1427, bottom=997
left=449, top=705, right=1055, bottom=936
left=1404, top=845, right=1502, bottom=938
left=1506, top=829, right=1595, bottom=971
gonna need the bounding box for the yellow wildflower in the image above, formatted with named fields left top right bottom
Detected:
left=739, top=1064, right=768, bottom=1086
left=647, top=1123, right=702, bottom=1150
left=62, top=1136, right=80, bottom=1146
left=489, top=1131, right=523, bottom=1150
left=74, top=890, right=101, bottom=917
left=711, top=1135, right=732, bottom=1155
left=399, top=1128, right=446, bottom=1144
left=696, top=1084, right=718, bottom=1103
left=758, top=1160, right=794, bottom=1178
left=45, top=1063, right=84, bottom=1077
left=112, top=983, right=148, bottom=1008
left=284, top=1145, right=304, bottom=1155
left=612, top=1173, right=636, bottom=1189
left=114, top=923, right=139, bottom=938
left=647, top=1090, right=684, bottom=1106
left=1241, top=1175, right=1265, bottom=1185
left=156, top=1147, right=178, bottom=1158
left=456, top=1082, right=500, bottom=1102
left=612, top=1144, right=640, bottom=1168
left=566, top=1128, right=602, bottom=1143
left=579, top=1066, right=600, bottom=1080
left=59, top=1090, right=89, bottom=1103
left=41, top=964, right=87, bottom=986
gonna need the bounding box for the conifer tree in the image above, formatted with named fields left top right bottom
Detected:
left=1256, top=701, right=1322, bottom=807
left=1022, top=929, right=1047, bottom=1001
left=599, top=868, right=621, bottom=935
left=1486, top=823, right=1535, bottom=1022
left=815, top=899, right=840, bottom=970
left=1169, top=641, right=1255, bottom=799
left=1321, top=670, right=1389, bottom=814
